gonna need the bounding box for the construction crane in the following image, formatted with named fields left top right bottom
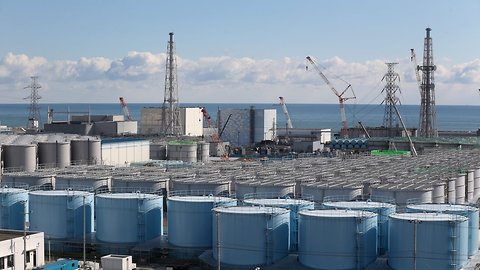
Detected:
left=200, top=107, right=228, bottom=158
left=279, top=97, right=293, bottom=129
left=119, top=97, right=133, bottom=121
left=306, top=56, right=356, bottom=138
left=410, top=49, right=422, bottom=94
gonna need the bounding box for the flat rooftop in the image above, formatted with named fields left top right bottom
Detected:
left=0, top=230, right=38, bottom=241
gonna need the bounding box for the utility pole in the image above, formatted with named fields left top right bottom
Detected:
left=418, top=28, right=438, bottom=137
left=24, top=76, right=42, bottom=131
left=382, top=63, right=401, bottom=137
left=161, top=32, right=182, bottom=136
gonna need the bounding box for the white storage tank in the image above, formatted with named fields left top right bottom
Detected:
left=3, top=144, right=37, bottom=172
left=0, top=187, right=28, bottom=230
left=243, top=195, right=314, bottom=251
left=235, top=181, right=295, bottom=200
left=389, top=212, right=468, bottom=270
left=29, top=190, right=94, bottom=239
left=167, top=140, right=197, bottom=163
left=2, top=173, right=55, bottom=189
left=55, top=175, right=111, bottom=192
left=197, top=141, right=210, bottom=163
left=301, top=182, right=363, bottom=203
left=150, top=143, right=167, bottom=160
left=322, top=200, right=395, bottom=255
left=96, top=192, right=163, bottom=243
left=170, top=177, right=231, bottom=196
left=111, top=176, right=168, bottom=193
left=298, top=209, right=378, bottom=270
left=212, top=206, right=290, bottom=266
left=406, top=204, right=479, bottom=257
left=167, top=194, right=237, bottom=248
left=38, top=141, right=71, bottom=168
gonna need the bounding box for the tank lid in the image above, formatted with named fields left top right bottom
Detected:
left=243, top=198, right=314, bottom=206
left=299, top=209, right=377, bottom=218
left=29, top=190, right=92, bottom=196
left=0, top=187, right=28, bottom=193
left=406, top=203, right=478, bottom=213
left=96, top=192, right=161, bottom=199
left=323, top=201, right=395, bottom=209
left=168, top=195, right=236, bottom=203
left=390, top=212, right=468, bottom=222
left=213, top=206, right=289, bottom=215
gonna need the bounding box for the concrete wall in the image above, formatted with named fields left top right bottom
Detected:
left=140, top=107, right=203, bottom=136
left=101, top=140, right=150, bottom=166
left=0, top=231, right=44, bottom=270
left=44, top=123, right=93, bottom=135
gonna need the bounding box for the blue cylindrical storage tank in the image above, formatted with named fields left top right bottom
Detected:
left=0, top=187, right=29, bottom=230
left=96, top=192, right=163, bottom=244
left=167, top=195, right=237, bottom=247
left=406, top=204, right=479, bottom=257
left=212, top=206, right=290, bottom=266
left=243, top=197, right=314, bottom=251
left=298, top=209, right=378, bottom=270
left=29, top=190, right=94, bottom=239
left=322, top=200, right=396, bottom=255
left=389, top=213, right=468, bottom=270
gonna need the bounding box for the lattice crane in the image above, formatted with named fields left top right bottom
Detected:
left=200, top=107, right=228, bottom=158
left=119, top=97, right=133, bottom=121
left=306, top=56, right=355, bottom=138
left=279, top=97, right=293, bottom=129
left=410, top=49, right=422, bottom=94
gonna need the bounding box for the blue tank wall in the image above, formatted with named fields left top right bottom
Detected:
left=0, top=188, right=28, bottom=230
left=29, top=191, right=94, bottom=239
left=389, top=213, right=468, bottom=270
left=96, top=193, right=163, bottom=243
left=298, top=210, right=378, bottom=270
left=212, top=207, right=290, bottom=266
left=243, top=199, right=314, bottom=251
left=406, top=204, right=479, bottom=257
left=167, top=197, right=237, bottom=248
left=322, top=201, right=396, bottom=255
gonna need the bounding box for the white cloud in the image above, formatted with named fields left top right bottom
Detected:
left=0, top=52, right=478, bottom=104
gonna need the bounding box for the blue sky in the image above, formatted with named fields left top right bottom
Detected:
left=0, top=0, right=479, bottom=104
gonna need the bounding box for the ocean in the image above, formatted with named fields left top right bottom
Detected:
left=0, top=103, right=479, bottom=132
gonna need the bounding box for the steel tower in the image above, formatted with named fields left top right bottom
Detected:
left=161, top=32, right=182, bottom=136
left=418, top=28, right=438, bottom=137
left=382, top=63, right=401, bottom=137
left=24, top=76, right=42, bottom=130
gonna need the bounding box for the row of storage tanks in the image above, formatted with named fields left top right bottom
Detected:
left=150, top=140, right=210, bottom=163
left=1, top=183, right=479, bottom=270
left=0, top=134, right=102, bottom=172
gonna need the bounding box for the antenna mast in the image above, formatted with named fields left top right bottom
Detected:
left=418, top=28, right=438, bottom=137
left=161, top=32, right=182, bottom=136
left=24, top=76, right=42, bottom=130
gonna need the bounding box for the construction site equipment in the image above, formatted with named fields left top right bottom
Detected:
left=200, top=107, right=228, bottom=158
left=119, top=97, right=133, bottom=121
left=306, top=56, right=356, bottom=138
left=279, top=97, right=293, bottom=129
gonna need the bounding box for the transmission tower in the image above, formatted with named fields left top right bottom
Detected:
left=418, top=28, right=438, bottom=137
left=382, top=63, right=401, bottom=137
left=161, top=32, right=182, bottom=136
left=24, top=76, right=42, bottom=130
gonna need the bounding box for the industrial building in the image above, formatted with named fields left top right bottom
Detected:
left=101, top=138, right=150, bottom=166
left=217, top=107, right=276, bottom=146
left=44, top=114, right=137, bottom=136
left=140, top=107, right=203, bottom=137
left=0, top=230, right=45, bottom=270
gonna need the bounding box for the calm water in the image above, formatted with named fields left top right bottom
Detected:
left=1, top=103, right=479, bottom=132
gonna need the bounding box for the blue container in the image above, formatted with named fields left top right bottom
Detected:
left=406, top=204, right=479, bottom=257
left=29, top=190, right=94, bottom=239
left=167, top=195, right=237, bottom=247
left=389, top=213, right=468, bottom=270
left=298, top=209, right=378, bottom=270
left=243, top=197, right=314, bottom=251
left=322, top=200, right=396, bottom=255
left=96, top=192, right=163, bottom=243
left=212, top=206, right=290, bottom=266
left=0, top=187, right=29, bottom=230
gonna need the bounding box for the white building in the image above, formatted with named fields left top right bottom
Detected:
left=140, top=107, right=203, bottom=137
left=101, top=138, right=150, bottom=166
left=218, top=107, right=276, bottom=146
left=0, top=230, right=44, bottom=270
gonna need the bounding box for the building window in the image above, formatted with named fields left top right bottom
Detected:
left=0, top=257, right=5, bottom=269
left=7, top=255, right=13, bottom=267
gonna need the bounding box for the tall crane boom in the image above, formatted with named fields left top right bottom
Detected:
left=119, top=97, right=132, bottom=121
left=279, top=97, right=293, bottom=129
left=306, top=56, right=355, bottom=138
left=410, top=49, right=422, bottom=94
